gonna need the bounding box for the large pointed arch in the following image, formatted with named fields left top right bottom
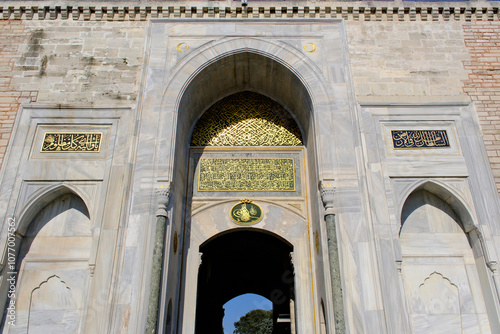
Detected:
left=153, top=37, right=338, bottom=183
left=145, top=23, right=355, bottom=334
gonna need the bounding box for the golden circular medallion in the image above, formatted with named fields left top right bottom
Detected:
left=230, top=200, right=263, bottom=225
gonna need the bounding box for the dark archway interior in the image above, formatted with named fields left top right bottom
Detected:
left=195, top=229, right=294, bottom=334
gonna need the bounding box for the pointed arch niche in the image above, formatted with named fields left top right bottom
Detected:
left=399, top=182, right=498, bottom=333
left=1, top=191, right=92, bottom=333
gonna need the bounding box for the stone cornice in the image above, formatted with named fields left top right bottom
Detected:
left=1, top=2, right=500, bottom=21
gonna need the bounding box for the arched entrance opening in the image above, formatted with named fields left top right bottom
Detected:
left=195, top=229, right=294, bottom=334
left=223, top=293, right=272, bottom=334
left=170, top=50, right=322, bottom=334
left=189, top=90, right=300, bottom=333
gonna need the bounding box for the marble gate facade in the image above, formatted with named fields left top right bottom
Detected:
left=0, top=2, right=500, bottom=334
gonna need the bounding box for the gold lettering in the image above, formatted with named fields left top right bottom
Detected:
left=392, top=130, right=450, bottom=149
left=41, top=132, right=102, bottom=153
left=198, top=158, right=296, bottom=192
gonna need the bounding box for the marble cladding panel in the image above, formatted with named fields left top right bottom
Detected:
left=365, top=106, right=472, bottom=179
left=5, top=261, right=89, bottom=334
left=191, top=200, right=307, bottom=244
left=411, top=314, right=462, bottom=334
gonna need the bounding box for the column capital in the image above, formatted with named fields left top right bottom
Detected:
left=156, top=181, right=172, bottom=217
left=488, top=260, right=499, bottom=274
left=319, top=180, right=336, bottom=216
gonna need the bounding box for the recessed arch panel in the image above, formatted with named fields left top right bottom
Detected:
left=399, top=180, right=476, bottom=234
left=400, top=186, right=493, bottom=333
left=2, top=192, right=92, bottom=333
left=16, top=184, right=91, bottom=236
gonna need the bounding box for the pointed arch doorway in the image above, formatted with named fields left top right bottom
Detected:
left=188, top=91, right=302, bottom=334
left=176, top=83, right=317, bottom=333
left=195, top=229, right=294, bottom=334
left=167, top=48, right=327, bottom=334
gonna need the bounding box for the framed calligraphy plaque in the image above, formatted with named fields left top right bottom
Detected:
left=41, top=132, right=102, bottom=153
left=391, top=130, right=450, bottom=149
left=197, top=158, right=296, bottom=192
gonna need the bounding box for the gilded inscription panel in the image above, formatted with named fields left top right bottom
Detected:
left=391, top=130, right=450, bottom=149
left=41, top=132, right=102, bottom=153
left=198, top=158, right=295, bottom=192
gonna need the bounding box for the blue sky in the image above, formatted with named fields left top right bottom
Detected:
left=223, top=293, right=272, bottom=334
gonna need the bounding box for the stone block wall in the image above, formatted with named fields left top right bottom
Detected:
left=0, top=20, right=37, bottom=167
left=462, top=22, right=500, bottom=192
left=0, top=20, right=145, bottom=168
left=346, top=21, right=469, bottom=98
left=10, top=21, right=145, bottom=104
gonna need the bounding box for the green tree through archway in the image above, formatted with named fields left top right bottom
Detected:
left=234, top=309, right=273, bottom=334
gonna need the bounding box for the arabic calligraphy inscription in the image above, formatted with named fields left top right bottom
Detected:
left=41, top=133, right=102, bottom=152
left=198, top=158, right=295, bottom=192
left=391, top=130, right=450, bottom=149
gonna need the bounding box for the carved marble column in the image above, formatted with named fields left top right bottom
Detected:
left=320, top=181, right=345, bottom=334
left=146, top=182, right=171, bottom=334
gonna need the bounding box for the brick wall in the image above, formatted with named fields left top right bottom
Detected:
left=463, top=22, right=500, bottom=194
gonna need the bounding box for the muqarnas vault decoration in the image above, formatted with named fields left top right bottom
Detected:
left=190, top=91, right=303, bottom=147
